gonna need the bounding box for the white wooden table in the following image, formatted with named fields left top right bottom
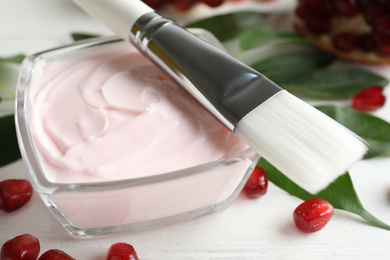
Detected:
left=1, top=1, right=390, bottom=259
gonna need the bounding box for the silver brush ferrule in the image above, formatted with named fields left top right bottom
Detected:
left=129, top=12, right=283, bottom=131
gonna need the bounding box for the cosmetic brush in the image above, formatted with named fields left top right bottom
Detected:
left=71, top=0, right=367, bottom=194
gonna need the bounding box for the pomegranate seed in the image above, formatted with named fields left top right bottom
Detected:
left=352, top=86, right=386, bottom=112
left=305, top=14, right=331, bottom=34
left=142, top=0, right=166, bottom=8
left=374, top=0, right=388, bottom=5
left=1, top=234, right=40, bottom=260
left=324, top=0, right=339, bottom=16
left=106, top=243, right=139, bottom=260
left=362, top=4, right=386, bottom=25
left=360, top=33, right=378, bottom=52
left=299, top=0, right=327, bottom=13
left=356, top=0, right=369, bottom=8
left=0, top=179, right=33, bottom=212
left=373, top=16, right=390, bottom=36
left=336, top=0, right=359, bottom=17
left=242, top=167, right=268, bottom=199
left=293, top=198, right=334, bottom=233
left=38, top=249, right=75, bottom=260
left=376, top=35, right=390, bottom=56
left=200, top=0, right=223, bottom=7
left=332, top=32, right=360, bottom=52
left=172, top=0, right=196, bottom=11
left=295, top=6, right=309, bottom=19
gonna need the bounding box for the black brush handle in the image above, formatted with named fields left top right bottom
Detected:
left=130, top=12, right=282, bottom=130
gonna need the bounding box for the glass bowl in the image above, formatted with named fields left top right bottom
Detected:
left=15, top=31, right=260, bottom=238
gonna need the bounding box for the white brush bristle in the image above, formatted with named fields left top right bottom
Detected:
left=235, top=90, right=368, bottom=194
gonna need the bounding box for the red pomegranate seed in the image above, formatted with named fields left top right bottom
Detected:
left=300, top=0, right=327, bottom=13
left=0, top=179, right=33, bottom=212
left=376, top=36, right=390, bottom=56
left=362, top=4, right=386, bottom=25
left=295, top=5, right=309, bottom=19
left=142, top=0, right=166, bottom=8
left=201, top=0, right=223, bottom=7
left=352, top=86, right=386, bottom=112
left=38, top=249, right=75, bottom=260
left=1, top=234, right=40, bottom=260
left=304, top=14, right=331, bottom=34
left=336, top=0, right=359, bottom=17
left=106, top=242, right=139, bottom=260
left=360, top=33, right=378, bottom=52
left=172, top=0, right=196, bottom=11
left=373, top=16, right=390, bottom=36
left=242, top=167, right=268, bottom=199
left=374, top=0, right=389, bottom=5
left=332, top=32, right=360, bottom=52
left=324, top=0, right=339, bottom=16
left=293, top=198, right=334, bottom=233
left=356, top=0, right=370, bottom=8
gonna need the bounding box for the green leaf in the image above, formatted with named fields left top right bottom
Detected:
left=239, top=28, right=311, bottom=51
left=71, top=32, right=100, bottom=42
left=251, top=49, right=335, bottom=81
left=316, top=105, right=390, bottom=158
left=258, top=158, right=390, bottom=231
left=317, top=174, right=390, bottom=230
left=186, top=12, right=266, bottom=42
left=0, top=114, right=21, bottom=166
left=0, top=54, right=26, bottom=64
left=258, top=158, right=312, bottom=201
left=0, top=61, right=20, bottom=104
left=278, top=68, right=389, bottom=99
left=0, top=80, right=14, bottom=100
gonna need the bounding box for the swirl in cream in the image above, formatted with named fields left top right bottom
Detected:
left=29, top=44, right=247, bottom=183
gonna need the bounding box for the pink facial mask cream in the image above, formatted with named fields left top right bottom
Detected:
left=17, top=37, right=259, bottom=236
left=29, top=43, right=248, bottom=183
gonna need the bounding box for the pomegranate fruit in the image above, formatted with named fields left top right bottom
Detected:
left=295, top=0, right=390, bottom=64
left=293, top=198, right=334, bottom=233
left=242, top=167, right=268, bottom=199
